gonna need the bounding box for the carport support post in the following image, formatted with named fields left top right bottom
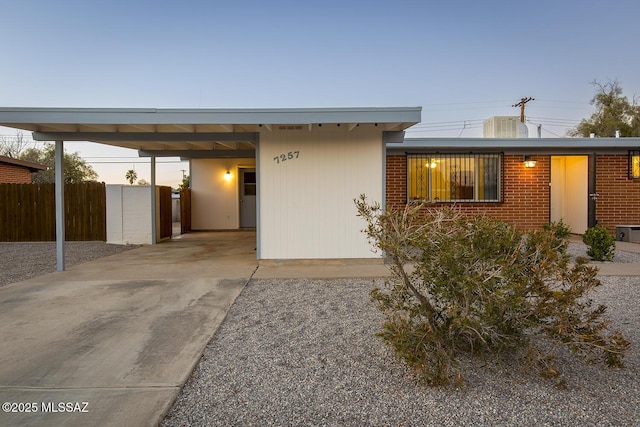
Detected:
left=55, top=140, right=65, bottom=271
left=151, top=155, right=157, bottom=244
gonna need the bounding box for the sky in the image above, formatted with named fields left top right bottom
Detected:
left=1, top=0, right=639, bottom=186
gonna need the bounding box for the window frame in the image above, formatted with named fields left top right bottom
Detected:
left=406, top=153, right=503, bottom=203
left=630, top=150, right=640, bottom=179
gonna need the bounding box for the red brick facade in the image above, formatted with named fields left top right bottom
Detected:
left=0, top=163, right=34, bottom=183
left=596, top=154, right=640, bottom=233
left=386, top=154, right=550, bottom=231
left=387, top=153, right=640, bottom=233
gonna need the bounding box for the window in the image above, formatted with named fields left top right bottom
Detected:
left=408, top=154, right=501, bottom=202
left=242, top=171, right=256, bottom=196
left=630, top=151, right=640, bottom=179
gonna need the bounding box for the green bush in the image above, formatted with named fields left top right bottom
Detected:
left=583, top=225, right=616, bottom=261
left=355, top=196, right=628, bottom=387
left=543, top=219, right=571, bottom=240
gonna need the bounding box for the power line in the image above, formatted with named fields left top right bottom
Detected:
left=527, top=116, right=581, bottom=123
left=410, top=119, right=485, bottom=127
left=539, top=127, right=566, bottom=138
left=85, top=160, right=186, bottom=164
left=421, top=100, right=513, bottom=106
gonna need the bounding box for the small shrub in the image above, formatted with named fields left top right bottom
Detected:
left=543, top=219, right=571, bottom=240
left=355, top=195, right=629, bottom=387
left=583, top=225, right=616, bottom=261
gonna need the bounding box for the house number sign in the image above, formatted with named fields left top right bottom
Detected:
left=273, top=151, right=300, bottom=164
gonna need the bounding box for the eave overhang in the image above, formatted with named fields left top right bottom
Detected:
left=0, top=107, right=421, bottom=157
left=389, top=137, right=640, bottom=155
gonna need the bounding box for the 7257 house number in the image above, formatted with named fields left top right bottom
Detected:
left=273, top=151, right=300, bottom=164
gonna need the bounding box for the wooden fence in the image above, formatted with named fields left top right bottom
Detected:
left=158, top=186, right=172, bottom=240
left=180, top=188, right=191, bottom=234
left=0, top=183, right=106, bottom=242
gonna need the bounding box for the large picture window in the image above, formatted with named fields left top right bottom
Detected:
left=408, top=154, right=501, bottom=202
left=630, top=150, right=640, bottom=179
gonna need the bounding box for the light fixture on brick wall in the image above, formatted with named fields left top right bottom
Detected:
left=523, top=155, right=537, bottom=168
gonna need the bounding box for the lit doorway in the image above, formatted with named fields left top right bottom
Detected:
left=550, top=156, right=589, bottom=233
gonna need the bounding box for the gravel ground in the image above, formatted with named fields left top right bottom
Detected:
left=0, top=241, right=140, bottom=287
left=1, top=239, right=638, bottom=425
left=163, top=270, right=640, bottom=426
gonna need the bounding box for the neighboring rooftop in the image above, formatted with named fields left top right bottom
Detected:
left=0, top=155, right=46, bottom=172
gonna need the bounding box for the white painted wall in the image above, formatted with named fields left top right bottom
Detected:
left=191, top=158, right=256, bottom=230
left=106, top=185, right=160, bottom=244
left=258, top=126, right=383, bottom=259
left=551, top=156, right=588, bottom=233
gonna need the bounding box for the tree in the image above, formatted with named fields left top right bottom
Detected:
left=125, top=169, right=137, bottom=185
left=0, top=130, right=32, bottom=158
left=178, top=175, right=189, bottom=190
left=20, top=144, right=98, bottom=183
left=570, top=80, right=640, bottom=137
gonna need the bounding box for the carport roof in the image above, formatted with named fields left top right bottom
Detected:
left=0, top=107, right=421, bottom=154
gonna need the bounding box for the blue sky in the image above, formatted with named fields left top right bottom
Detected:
left=1, top=0, right=639, bottom=185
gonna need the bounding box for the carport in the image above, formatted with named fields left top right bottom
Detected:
left=0, top=107, right=421, bottom=270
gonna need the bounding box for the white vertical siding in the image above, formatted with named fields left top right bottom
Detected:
left=106, top=185, right=123, bottom=244
left=191, top=158, right=256, bottom=230
left=105, top=185, right=154, bottom=244
left=259, top=127, right=383, bottom=259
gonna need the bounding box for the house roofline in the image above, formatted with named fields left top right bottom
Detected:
left=0, top=155, right=47, bottom=172
left=387, top=137, right=640, bottom=154
left=0, top=106, right=422, bottom=127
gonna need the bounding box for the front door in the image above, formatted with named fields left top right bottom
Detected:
left=550, top=156, right=589, bottom=233
left=239, top=169, right=256, bottom=228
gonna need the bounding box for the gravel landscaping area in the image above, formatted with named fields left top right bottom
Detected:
left=1, top=238, right=638, bottom=425
left=163, top=261, right=640, bottom=426
left=0, top=241, right=140, bottom=287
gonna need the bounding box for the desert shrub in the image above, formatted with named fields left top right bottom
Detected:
left=543, top=219, right=571, bottom=240
left=355, top=196, right=629, bottom=387
left=583, top=225, right=616, bottom=261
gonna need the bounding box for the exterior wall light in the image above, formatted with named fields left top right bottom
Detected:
left=224, top=170, right=232, bottom=181
left=523, top=155, right=537, bottom=168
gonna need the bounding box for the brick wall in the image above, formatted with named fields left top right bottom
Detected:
left=385, top=154, right=406, bottom=207
left=0, top=164, right=33, bottom=183
left=387, top=153, right=640, bottom=234
left=386, top=154, right=550, bottom=231
left=596, top=154, right=640, bottom=233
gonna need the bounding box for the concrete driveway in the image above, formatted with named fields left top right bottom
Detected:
left=0, top=231, right=257, bottom=427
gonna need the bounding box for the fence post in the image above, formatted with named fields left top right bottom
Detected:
left=55, top=140, right=65, bottom=271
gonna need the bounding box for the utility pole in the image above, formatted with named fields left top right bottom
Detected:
left=512, top=97, right=534, bottom=123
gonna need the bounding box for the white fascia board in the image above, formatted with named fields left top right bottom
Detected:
left=389, top=137, right=640, bottom=153
left=0, top=106, right=422, bottom=127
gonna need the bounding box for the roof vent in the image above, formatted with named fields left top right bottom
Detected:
left=278, top=125, right=303, bottom=131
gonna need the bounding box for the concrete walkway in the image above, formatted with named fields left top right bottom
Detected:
left=568, top=235, right=640, bottom=276
left=0, top=232, right=637, bottom=426
left=0, top=231, right=257, bottom=427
